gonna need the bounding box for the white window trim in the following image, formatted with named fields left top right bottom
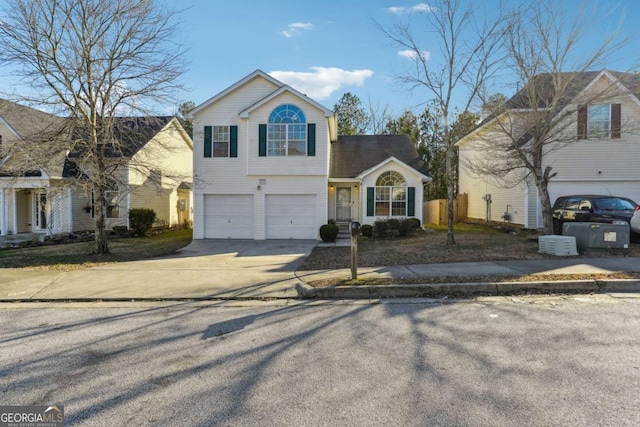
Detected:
left=587, top=104, right=611, bottom=139
left=213, top=125, right=229, bottom=157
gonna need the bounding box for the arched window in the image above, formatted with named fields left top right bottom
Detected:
left=268, top=104, right=307, bottom=156
left=375, top=171, right=407, bottom=216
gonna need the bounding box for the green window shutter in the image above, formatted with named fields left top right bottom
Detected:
left=204, top=126, right=212, bottom=158
left=367, top=187, right=375, bottom=216
left=230, top=126, right=238, bottom=157
left=307, top=123, right=316, bottom=156
left=259, top=124, right=267, bottom=157
left=408, top=187, right=416, bottom=216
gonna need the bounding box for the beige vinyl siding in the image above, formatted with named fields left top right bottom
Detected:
left=71, top=187, right=94, bottom=232
left=128, top=119, right=193, bottom=227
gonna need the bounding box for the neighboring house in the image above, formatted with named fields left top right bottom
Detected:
left=188, top=70, right=430, bottom=240
left=458, top=70, right=640, bottom=229
left=0, top=100, right=193, bottom=236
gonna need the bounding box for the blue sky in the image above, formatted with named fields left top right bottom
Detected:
left=179, top=0, right=640, bottom=118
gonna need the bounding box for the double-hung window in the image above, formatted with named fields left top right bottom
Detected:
left=587, top=104, right=610, bottom=138
left=267, top=104, right=306, bottom=156
left=204, top=125, right=237, bottom=158
left=578, top=104, right=621, bottom=139
left=213, top=126, right=229, bottom=157
left=375, top=171, right=407, bottom=217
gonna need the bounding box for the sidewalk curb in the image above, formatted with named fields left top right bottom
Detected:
left=296, top=279, right=640, bottom=299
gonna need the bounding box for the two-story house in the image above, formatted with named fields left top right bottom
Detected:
left=458, top=70, right=640, bottom=229
left=0, top=99, right=193, bottom=237
left=188, top=70, right=430, bottom=240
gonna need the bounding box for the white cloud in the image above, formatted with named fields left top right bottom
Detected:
left=269, top=67, right=374, bottom=100
left=398, top=49, right=431, bottom=61
left=387, top=3, right=434, bottom=14
left=282, top=22, right=314, bottom=38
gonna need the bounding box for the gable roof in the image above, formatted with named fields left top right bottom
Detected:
left=330, top=135, right=429, bottom=179
left=70, top=116, right=175, bottom=158
left=188, top=69, right=334, bottom=119
left=458, top=69, right=640, bottom=146
left=0, top=98, right=62, bottom=139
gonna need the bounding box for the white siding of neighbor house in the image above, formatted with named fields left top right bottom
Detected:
left=359, top=160, right=425, bottom=227
left=458, top=145, right=528, bottom=226
left=192, top=74, right=330, bottom=240
left=459, top=73, right=640, bottom=228
left=71, top=185, right=95, bottom=231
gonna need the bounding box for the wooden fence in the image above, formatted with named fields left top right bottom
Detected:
left=423, top=193, right=468, bottom=226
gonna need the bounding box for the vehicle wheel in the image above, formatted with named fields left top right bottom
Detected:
left=552, top=219, right=562, bottom=235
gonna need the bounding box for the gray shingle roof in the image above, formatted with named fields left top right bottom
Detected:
left=69, top=116, right=174, bottom=158
left=0, top=98, right=62, bottom=138
left=329, top=135, right=428, bottom=179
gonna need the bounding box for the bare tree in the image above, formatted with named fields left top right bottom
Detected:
left=378, top=0, right=505, bottom=244
left=463, top=0, right=630, bottom=234
left=0, top=0, right=186, bottom=253
left=367, top=98, right=392, bottom=134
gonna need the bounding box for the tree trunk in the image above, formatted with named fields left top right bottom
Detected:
left=93, top=191, right=110, bottom=255
left=446, top=144, right=456, bottom=245
left=538, top=180, right=554, bottom=235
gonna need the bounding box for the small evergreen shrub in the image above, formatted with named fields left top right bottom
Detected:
left=361, top=224, right=373, bottom=238
left=373, top=220, right=389, bottom=238
left=399, top=218, right=420, bottom=237
left=387, top=218, right=400, bottom=236
left=320, top=223, right=339, bottom=242
left=129, top=208, right=157, bottom=236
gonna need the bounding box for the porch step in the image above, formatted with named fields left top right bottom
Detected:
left=337, top=223, right=351, bottom=237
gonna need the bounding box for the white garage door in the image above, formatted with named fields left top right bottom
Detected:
left=266, top=194, right=317, bottom=239
left=204, top=195, right=254, bottom=239
left=549, top=181, right=640, bottom=206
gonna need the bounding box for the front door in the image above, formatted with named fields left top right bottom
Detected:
left=34, top=192, right=47, bottom=231
left=336, top=187, right=351, bottom=221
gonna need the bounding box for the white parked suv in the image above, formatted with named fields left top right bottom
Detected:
left=631, top=205, right=640, bottom=235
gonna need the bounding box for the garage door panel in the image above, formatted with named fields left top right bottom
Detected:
left=266, top=195, right=317, bottom=239
left=550, top=182, right=640, bottom=206
left=204, top=195, right=254, bottom=239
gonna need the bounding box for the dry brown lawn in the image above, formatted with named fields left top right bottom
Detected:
left=299, top=222, right=640, bottom=271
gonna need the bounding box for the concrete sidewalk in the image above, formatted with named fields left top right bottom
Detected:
left=1, top=246, right=640, bottom=300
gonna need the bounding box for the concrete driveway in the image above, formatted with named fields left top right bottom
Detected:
left=0, top=240, right=318, bottom=300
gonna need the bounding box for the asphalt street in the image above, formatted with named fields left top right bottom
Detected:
left=2, top=297, right=640, bottom=426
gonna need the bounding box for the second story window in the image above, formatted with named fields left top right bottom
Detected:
left=588, top=104, right=610, bottom=138
left=268, top=104, right=306, bottom=156
left=578, top=103, right=621, bottom=139
left=213, top=126, right=229, bottom=157
left=204, top=125, right=238, bottom=158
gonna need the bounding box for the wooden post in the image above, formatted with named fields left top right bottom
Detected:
left=351, top=233, right=358, bottom=280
